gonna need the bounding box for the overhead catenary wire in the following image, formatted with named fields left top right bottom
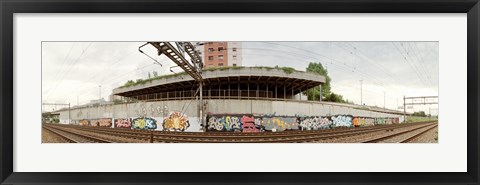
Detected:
left=43, top=43, right=76, bottom=96
left=392, top=42, right=428, bottom=86
left=44, top=43, right=94, bottom=102
left=50, top=42, right=437, bottom=110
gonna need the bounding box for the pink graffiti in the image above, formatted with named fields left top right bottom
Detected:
left=241, top=116, right=255, bottom=124
left=115, top=119, right=132, bottom=128
left=242, top=123, right=260, bottom=133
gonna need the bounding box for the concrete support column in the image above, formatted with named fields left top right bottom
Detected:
left=319, top=84, right=322, bottom=102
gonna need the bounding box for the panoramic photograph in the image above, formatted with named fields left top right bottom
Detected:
left=41, top=41, right=438, bottom=143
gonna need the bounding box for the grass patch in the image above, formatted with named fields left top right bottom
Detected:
left=120, top=66, right=303, bottom=88
left=120, top=72, right=187, bottom=88
left=406, top=116, right=438, bottom=123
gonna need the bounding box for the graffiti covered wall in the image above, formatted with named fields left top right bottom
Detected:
left=132, top=117, right=157, bottom=130
left=331, top=115, right=353, bottom=127
left=261, top=116, right=298, bottom=132
left=79, top=120, right=89, bottom=126
left=352, top=117, right=375, bottom=127
left=163, top=112, right=190, bottom=131
left=207, top=115, right=244, bottom=131
left=298, top=116, right=332, bottom=130
left=114, top=118, right=132, bottom=128
left=206, top=113, right=402, bottom=132
left=91, top=118, right=112, bottom=127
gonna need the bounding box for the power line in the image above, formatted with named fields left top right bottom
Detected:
left=61, top=63, right=161, bottom=104
left=392, top=42, right=428, bottom=86
left=43, top=43, right=76, bottom=97
left=409, top=42, right=434, bottom=86
left=258, top=42, right=389, bottom=87
left=343, top=42, right=408, bottom=86
left=402, top=42, right=430, bottom=85
left=44, top=43, right=93, bottom=102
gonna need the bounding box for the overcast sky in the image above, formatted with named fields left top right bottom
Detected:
left=42, top=42, right=438, bottom=115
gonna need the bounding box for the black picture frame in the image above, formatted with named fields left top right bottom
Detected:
left=1, top=0, right=479, bottom=184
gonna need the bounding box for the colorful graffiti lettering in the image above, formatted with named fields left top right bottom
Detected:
left=241, top=115, right=259, bottom=132
left=114, top=118, right=132, bottom=128
left=353, top=117, right=375, bottom=127
left=79, top=120, right=89, bottom=126
left=163, top=112, right=189, bottom=131
left=353, top=117, right=359, bottom=126
left=206, top=114, right=403, bottom=132
left=261, top=117, right=298, bottom=132
left=299, top=116, right=332, bottom=130
left=91, top=118, right=112, bottom=127
left=207, top=115, right=242, bottom=131
left=331, top=115, right=353, bottom=127
left=132, top=117, right=157, bottom=129
left=242, top=123, right=260, bottom=132
left=375, top=118, right=386, bottom=125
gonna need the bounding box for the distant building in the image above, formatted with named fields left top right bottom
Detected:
left=196, top=42, right=243, bottom=68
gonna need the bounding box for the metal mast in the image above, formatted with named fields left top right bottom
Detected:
left=141, top=42, right=206, bottom=131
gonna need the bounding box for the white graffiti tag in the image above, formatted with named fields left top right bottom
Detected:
left=332, top=115, right=352, bottom=127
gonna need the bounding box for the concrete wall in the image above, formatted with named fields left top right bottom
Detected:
left=58, top=99, right=405, bottom=132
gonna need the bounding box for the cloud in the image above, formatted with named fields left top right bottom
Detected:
left=42, top=41, right=438, bottom=114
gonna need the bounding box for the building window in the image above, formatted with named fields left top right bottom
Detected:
left=208, top=56, right=214, bottom=60
left=218, top=55, right=224, bottom=60
left=208, top=48, right=214, bottom=52
left=218, top=63, right=224, bottom=66
left=233, top=64, right=237, bottom=66
left=218, top=47, right=224, bottom=52
left=233, top=55, right=237, bottom=60
left=232, top=48, right=237, bottom=52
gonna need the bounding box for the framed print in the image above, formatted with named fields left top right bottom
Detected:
left=1, top=0, right=479, bottom=185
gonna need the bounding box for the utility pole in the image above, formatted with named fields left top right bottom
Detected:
left=403, top=95, right=406, bottom=123
left=359, top=80, right=363, bottom=106
left=383, top=91, right=386, bottom=110
left=319, top=84, right=322, bottom=102
left=98, top=84, right=102, bottom=102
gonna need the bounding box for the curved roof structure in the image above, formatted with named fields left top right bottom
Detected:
left=112, top=67, right=326, bottom=101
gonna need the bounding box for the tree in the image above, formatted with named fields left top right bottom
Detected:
left=324, top=92, right=347, bottom=103
left=305, top=62, right=331, bottom=100
left=304, top=62, right=350, bottom=103
left=413, top=111, right=427, bottom=117
left=152, top=71, right=158, bottom=77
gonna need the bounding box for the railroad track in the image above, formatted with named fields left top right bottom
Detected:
left=361, top=122, right=438, bottom=143
left=43, top=121, right=437, bottom=143
left=152, top=122, right=433, bottom=143
left=43, top=125, right=113, bottom=143
left=398, top=124, right=438, bottom=143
